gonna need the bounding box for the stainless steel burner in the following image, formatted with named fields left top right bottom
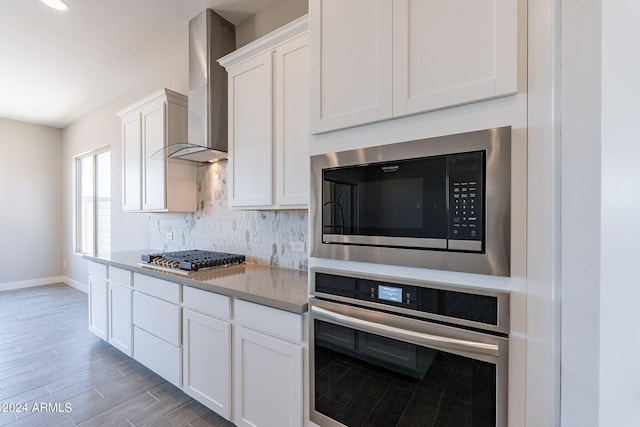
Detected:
left=139, top=250, right=245, bottom=274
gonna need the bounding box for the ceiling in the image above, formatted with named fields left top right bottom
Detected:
left=0, top=0, right=282, bottom=128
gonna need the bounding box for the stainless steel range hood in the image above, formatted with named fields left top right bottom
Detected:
left=166, top=9, right=235, bottom=163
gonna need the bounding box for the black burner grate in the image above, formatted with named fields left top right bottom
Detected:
left=141, top=250, right=245, bottom=271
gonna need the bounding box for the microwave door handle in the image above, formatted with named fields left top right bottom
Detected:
left=311, top=305, right=499, bottom=358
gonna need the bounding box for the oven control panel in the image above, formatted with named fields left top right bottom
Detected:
left=357, top=279, right=418, bottom=310
left=313, top=271, right=506, bottom=329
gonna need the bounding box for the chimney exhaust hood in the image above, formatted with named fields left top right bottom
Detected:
left=164, top=9, right=235, bottom=163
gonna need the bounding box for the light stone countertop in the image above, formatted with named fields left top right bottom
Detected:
left=84, top=250, right=309, bottom=314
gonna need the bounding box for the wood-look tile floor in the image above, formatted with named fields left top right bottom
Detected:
left=0, top=284, right=234, bottom=427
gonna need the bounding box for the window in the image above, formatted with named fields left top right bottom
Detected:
left=76, top=147, right=111, bottom=254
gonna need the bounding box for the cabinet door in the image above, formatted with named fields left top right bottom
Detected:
left=228, top=52, right=273, bottom=207
left=310, top=0, right=393, bottom=133
left=121, top=111, right=141, bottom=211
left=234, top=326, right=303, bottom=427
left=141, top=100, right=167, bottom=211
left=88, top=275, right=108, bottom=340
left=132, top=291, right=181, bottom=346
left=183, top=309, right=231, bottom=418
left=133, top=326, right=182, bottom=387
left=275, top=34, right=310, bottom=207
left=392, top=0, right=518, bottom=116
left=108, top=282, right=132, bottom=356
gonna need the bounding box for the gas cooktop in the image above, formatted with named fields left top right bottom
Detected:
left=139, top=249, right=245, bottom=275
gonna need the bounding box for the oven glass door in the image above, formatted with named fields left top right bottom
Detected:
left=310, top=300, right=507, bottom=427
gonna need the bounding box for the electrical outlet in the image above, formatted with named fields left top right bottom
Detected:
left=291, top=241, right=305, bottom=253
left=166, top=232, right=173, bottom=240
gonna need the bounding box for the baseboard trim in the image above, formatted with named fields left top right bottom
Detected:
left=0, top=276, right=68, bottom=292
left=0, top=276, right=88, bottom=293
left=63, top=277, right=88, bottom=293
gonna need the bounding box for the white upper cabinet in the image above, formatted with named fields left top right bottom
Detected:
left=226, top=52, right=274, bottom=207
left=219, top=16, right=309, bottom=210
left=310, top=0, right=519, bottom=133
left=275, top=33, right=310, bottom=206
left=310, top=0, right=393, bottom=132
left=117, top=89, right=196, bottom=212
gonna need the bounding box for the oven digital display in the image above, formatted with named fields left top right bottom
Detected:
left=378, top=285, right=403, bottom=303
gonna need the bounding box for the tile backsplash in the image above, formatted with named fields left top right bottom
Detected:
left=149, top=161, right=309, bottom=271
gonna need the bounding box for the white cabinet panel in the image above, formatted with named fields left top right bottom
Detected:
left=183, top=308, right=231, bottom=418
left=109, top=266, right=132, bottom=287
left=88, top=275, right=108, bottom=340
left=234, top=299, right=304, bottom=343
left=88, top=261, right=107, bottom=279
left=133, top=326, right=182, bottom=387
left=234, top=326, right=303, bottom=427
left=310, top=0, right=519, bottom=132
left=220, top=17, right=309, bottom=210
left=117, top=89, right=196, bottom=213
left=141, top=100, right=167, bottom=211
left=392, top=0, right=518, bottom=116
left=310, top=0, right=393, bottom=132
left=183, top=286, right=231, bottom=320
left=133, top=291, right=181, bottom=346
left=227, top=52, right=274, bottom=207
left=133, top=273, right=181, bottom=303
left=275, top=34, right=310, bottom=206
left=108, top=282, right=132, bottom=356
left=121, top=111, right=142, bottom=211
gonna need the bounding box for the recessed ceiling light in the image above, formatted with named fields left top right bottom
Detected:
left=39, top=0, right=70, bottom=12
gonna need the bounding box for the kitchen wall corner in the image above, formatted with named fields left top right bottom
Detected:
left=149, top=161, right=308, bottom=271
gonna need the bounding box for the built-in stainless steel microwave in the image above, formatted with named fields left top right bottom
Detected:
left=310, top=126, right=511, bottom=276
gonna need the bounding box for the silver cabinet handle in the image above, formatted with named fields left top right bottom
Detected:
left=311, top=304, right=499, bottom=358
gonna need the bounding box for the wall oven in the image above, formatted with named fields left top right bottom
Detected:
left=310, top=126, right=511, bottom=276
left=310, top=268, right=509, bottom=427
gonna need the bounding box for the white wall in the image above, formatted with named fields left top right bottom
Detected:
left=235, top=0, right=308, bottom=48
left=599, top=1, right=640, bottom=425
left=561, top=1, right=640, bottom=425
left=61, top=41, right=189, bottom=287
left=560, top=0, right=601, bottom=424
left=0, top=117, right=63, bottom=289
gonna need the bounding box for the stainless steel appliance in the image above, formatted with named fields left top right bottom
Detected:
left=138, top=249, right=245, bottom=275
left=310, top=268, right=509, bottom=427
left=310, top=126, right=511, bottom=276
left=157, top=9, right=236, bottom=163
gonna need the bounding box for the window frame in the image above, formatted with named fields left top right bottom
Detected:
left=75, top=146, right=111, bottom=255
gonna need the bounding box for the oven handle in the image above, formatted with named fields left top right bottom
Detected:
left=311, top=305, right=499, bottom=357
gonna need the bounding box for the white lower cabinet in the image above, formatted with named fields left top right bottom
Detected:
left=183, top=309, right=232, bottom=418
left=107, top=267, right=133, bottom=356
left=234, top=300, right=304, bottom=427
left=88, top=264, right=306, bottom=426
left=132, top=274, right=182, bottom=387
left=182, top=287, right=232, bottom=419
left=107, top=282, right=132, bottom=355
left=88, top=275, right=108, bottom=340
left=133, top=326, right=182, bottom=386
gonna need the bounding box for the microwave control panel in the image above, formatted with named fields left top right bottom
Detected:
left=448, top=152, right=485, bottom=246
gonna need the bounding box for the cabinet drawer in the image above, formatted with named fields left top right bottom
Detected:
left=133, top=273, right=180, bottom=303
left=133, top=326, right=181, bottom=387
left=133, top=292, right=181, bottom=346
left=88, top=261, right=108, bottom=279
left=183, top=286, right=231, bottom=320
left=109, top=267, right=132, bottom=287
left=235, top=299, right=304, bottom=343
